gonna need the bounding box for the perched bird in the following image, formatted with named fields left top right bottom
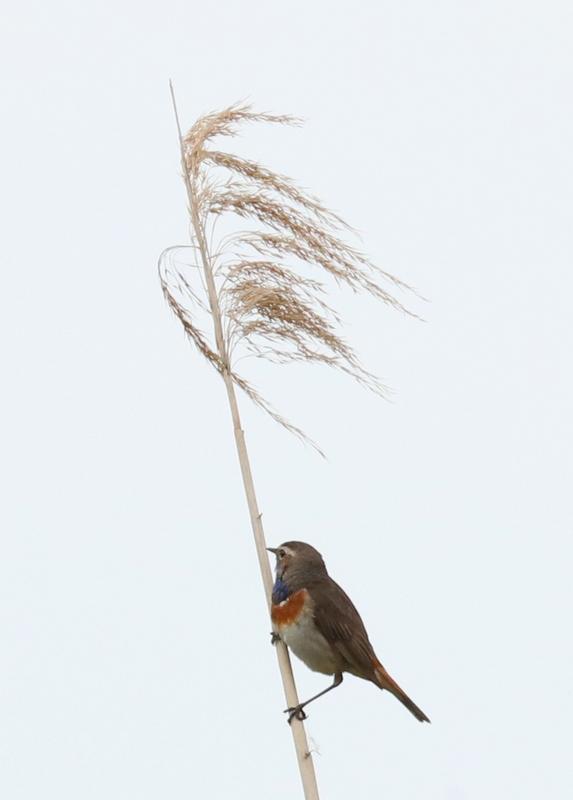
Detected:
left=268, top=541, right=430, bottom=724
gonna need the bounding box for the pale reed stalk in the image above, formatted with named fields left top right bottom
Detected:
left=161, top=85, right=419, bottom=799
left=169, top=84, right=320, bottom=800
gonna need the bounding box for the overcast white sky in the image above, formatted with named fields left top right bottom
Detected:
left=1, top=1, right=572, bottom=798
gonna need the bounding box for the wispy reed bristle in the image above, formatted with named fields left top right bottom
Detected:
left=159, top=102, right=419, bottom=451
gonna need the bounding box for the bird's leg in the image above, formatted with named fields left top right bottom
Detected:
left=270, top=632, right=281, bottom=645
left=284, top=672, right=343, bottom=724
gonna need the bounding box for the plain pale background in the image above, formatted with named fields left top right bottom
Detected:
left=1, top=1, right=572, bottom=798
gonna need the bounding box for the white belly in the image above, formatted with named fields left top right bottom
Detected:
left=280, top=605, right=339, bottom=676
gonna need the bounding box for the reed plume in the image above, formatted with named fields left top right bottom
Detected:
left=160, top=88, right=417, bottom=800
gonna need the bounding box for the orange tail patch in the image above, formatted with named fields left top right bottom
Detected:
left=373, top=660, right=430, bottom=723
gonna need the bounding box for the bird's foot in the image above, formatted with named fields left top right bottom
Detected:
left=284, top=705, right=307, bottom=724
left=270, top=632, right=281, bottom=645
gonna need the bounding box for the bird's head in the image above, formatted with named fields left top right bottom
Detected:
left=267, top=541, right=326, bottom=582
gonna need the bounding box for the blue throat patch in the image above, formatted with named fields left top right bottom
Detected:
left=272, top=577, right=290, bottom=604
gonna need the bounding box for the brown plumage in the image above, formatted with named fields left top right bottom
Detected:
left=269, top=541, right=430, bottom=724
left=310, top=575, right=429, bottom=722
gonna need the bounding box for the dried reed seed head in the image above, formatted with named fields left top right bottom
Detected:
left=201, top=150, right=348, bottom=230
left=183, top=103, right=301, bottom=173
left=162, top=102, right=418, bottom=449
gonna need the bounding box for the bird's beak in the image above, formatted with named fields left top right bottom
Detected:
left=266, top=547, right=278, bottom=555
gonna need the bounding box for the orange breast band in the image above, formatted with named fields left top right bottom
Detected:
left=271, top=589, right=309, bottom=627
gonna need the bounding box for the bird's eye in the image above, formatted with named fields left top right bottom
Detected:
left=278, top=549, right=285, bottom=558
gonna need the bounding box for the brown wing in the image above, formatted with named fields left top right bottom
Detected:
left=310, top=576, right=378, bottom=680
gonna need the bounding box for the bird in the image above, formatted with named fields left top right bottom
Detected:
left=268, top=541, right=430, bottom=724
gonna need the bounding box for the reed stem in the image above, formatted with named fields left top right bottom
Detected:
left=169, top=82, right=320, bottom=800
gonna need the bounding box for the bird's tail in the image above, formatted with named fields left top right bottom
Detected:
left=373, top=662, right=430, bottom=723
